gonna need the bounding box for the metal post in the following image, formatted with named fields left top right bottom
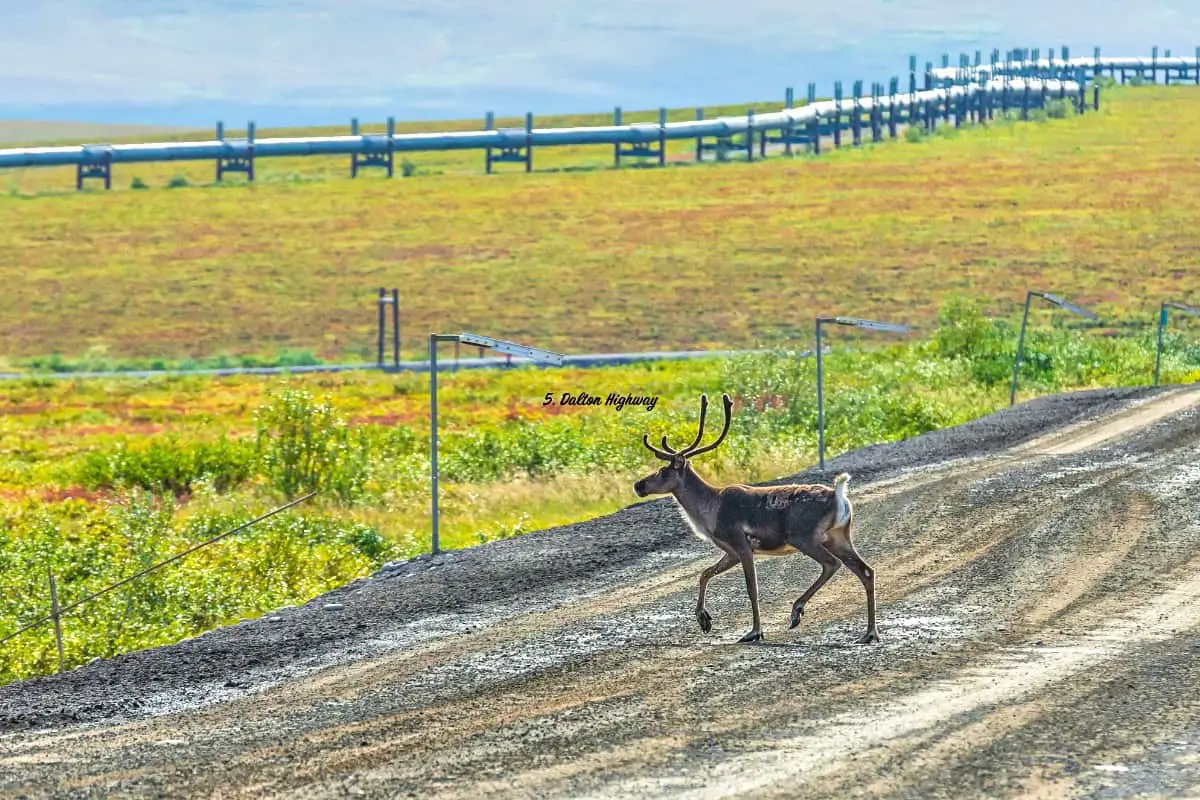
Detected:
left=816, top=319, right=825, bottom=470
left=524, top=112, right=533, bottom=173
left=350, top=117, right=360, bottom=177
left=216, top=121, right=225, bottom=182
left=1155, top=302, right=1167, bottom=386
left=429, top=334, right=440, bottom=555
left=391, top=288, right=400, bottom=368
left=658, top=107, right=668, bottom=166
left=746, top=109, right=754, bottom=161
left=695, top=107, right=704, bottom=162
left=386, top=116, right=396, bottom=178
left=484, top=111, right=494, bottom=174
left=1010, top=291, right=1034, bottom=406
left=246, top=121, right=256, bottom=182
left=833, top=82, right=842, bottom=148
left=48, top=567, right=64, bottom=674
left=613, top=106, right=622, bottom=168
left=377, top=288, right=386, bottom=368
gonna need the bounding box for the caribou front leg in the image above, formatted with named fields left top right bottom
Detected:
left=735, top=547, right=764, bottom=644
left=695, top=551, right=738, bottom=633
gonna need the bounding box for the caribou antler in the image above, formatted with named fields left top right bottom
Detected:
left=642, top=434, right=675, bottom=461
left=661, top=394, right=709, bottom=455
left=685, top=394, right=732, bottom=458
left=645, top=393, right=732, bottom=462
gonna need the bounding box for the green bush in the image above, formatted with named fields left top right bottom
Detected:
left=0, top=496, right=397, bottom=683
left=1043, top=98, right=1069, bottom=119
left=254, top=388, right=371, bottom=504
left=78, top=436, right=255, bottom=495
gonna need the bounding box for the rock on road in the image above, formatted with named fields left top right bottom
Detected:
left=3, top=385, right=1200, bottom=799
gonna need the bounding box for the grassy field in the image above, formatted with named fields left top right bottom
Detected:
left=4, top=85, right=1200, bottom=683
left=1, top=87, right=1196, bottom=369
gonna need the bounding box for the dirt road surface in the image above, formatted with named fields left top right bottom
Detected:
left=3, top=385, right=1200, bottom=799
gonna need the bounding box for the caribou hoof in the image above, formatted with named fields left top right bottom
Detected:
left=858, top=629, right=881, bottom=645
left=737, top=629, right=764, bottom=644
left=696, top=608, right=713, bottom=634
left=789, top=602, right=805, bottom=629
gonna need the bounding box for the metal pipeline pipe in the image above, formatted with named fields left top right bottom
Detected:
left=0, top=77, right=1077, bottom=171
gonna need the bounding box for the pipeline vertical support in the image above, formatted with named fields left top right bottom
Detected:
left=524, top=112, right=533, bottom=173
left=658, top=107, right=668, bottom=167
left=833, top=81, right=843, bottom=148
left=695, top=108, right=704, bottom=162
left=246, top=121, right=256, bottom=182
left=851, top=80, right=862, bottom=146
left=613, top=107, right=622, bottom=168
left=350, top=117, right=360, bottom=177
left=484, top=111, right=495, bottom=174
left=215, top=120, right=224, bottom=182
left=888, top=77, right=899, bottom=138
left=745, top=109, right=755, bottom=161
left=783, top=87, right=795, bottom=156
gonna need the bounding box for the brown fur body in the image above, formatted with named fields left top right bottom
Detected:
left=635, top=394, right=879, bottom=645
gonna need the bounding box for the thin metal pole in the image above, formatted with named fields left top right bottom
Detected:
left=1155, top=302, right=1167, bottom=386
left=377, top=288, right=386, bottom=369
left=816, top=319, right=825, bottom=470
left=429, top=334, right=440, bottom=555
left=1010, top=291, right=1034, bottom=406
left=48, top=567, right=64, bottom=674
left=391, top=288, right=400, bottom=368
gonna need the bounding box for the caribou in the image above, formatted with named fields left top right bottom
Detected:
left=633, top=393, right=879, bottom=644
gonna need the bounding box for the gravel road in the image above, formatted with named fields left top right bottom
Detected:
left=3, top=384, right=1199, bottom=799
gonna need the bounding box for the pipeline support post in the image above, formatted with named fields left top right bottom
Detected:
left=351, top=117, right=396, bottom=178
left=615, top=107, right=668, bottom=167
left=216, top=121, right=256, bottom=182
left=487, top=112, right=534, bottom=173
left=833, top=82, right=843, bottom=148
left=76, top=145, right=113, bottom=191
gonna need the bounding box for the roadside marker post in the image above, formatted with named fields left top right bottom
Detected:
left=1155, top=301, right=1200, bottom=386
left=1010, top=291, right=1098, bottom=406
left=428, top=333, right=563, bottom=554
left=815, top=316, right=910, bottom=470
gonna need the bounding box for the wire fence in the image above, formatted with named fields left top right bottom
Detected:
left=0, top=492, right=316, bottom=672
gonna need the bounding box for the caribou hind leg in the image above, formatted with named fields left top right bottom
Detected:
left=824, top=524, right=880, bottom=644
left=789, top=546, right=842, bottom=629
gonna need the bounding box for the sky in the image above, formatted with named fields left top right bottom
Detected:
left=0, top=0, right=1197, bottom=127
